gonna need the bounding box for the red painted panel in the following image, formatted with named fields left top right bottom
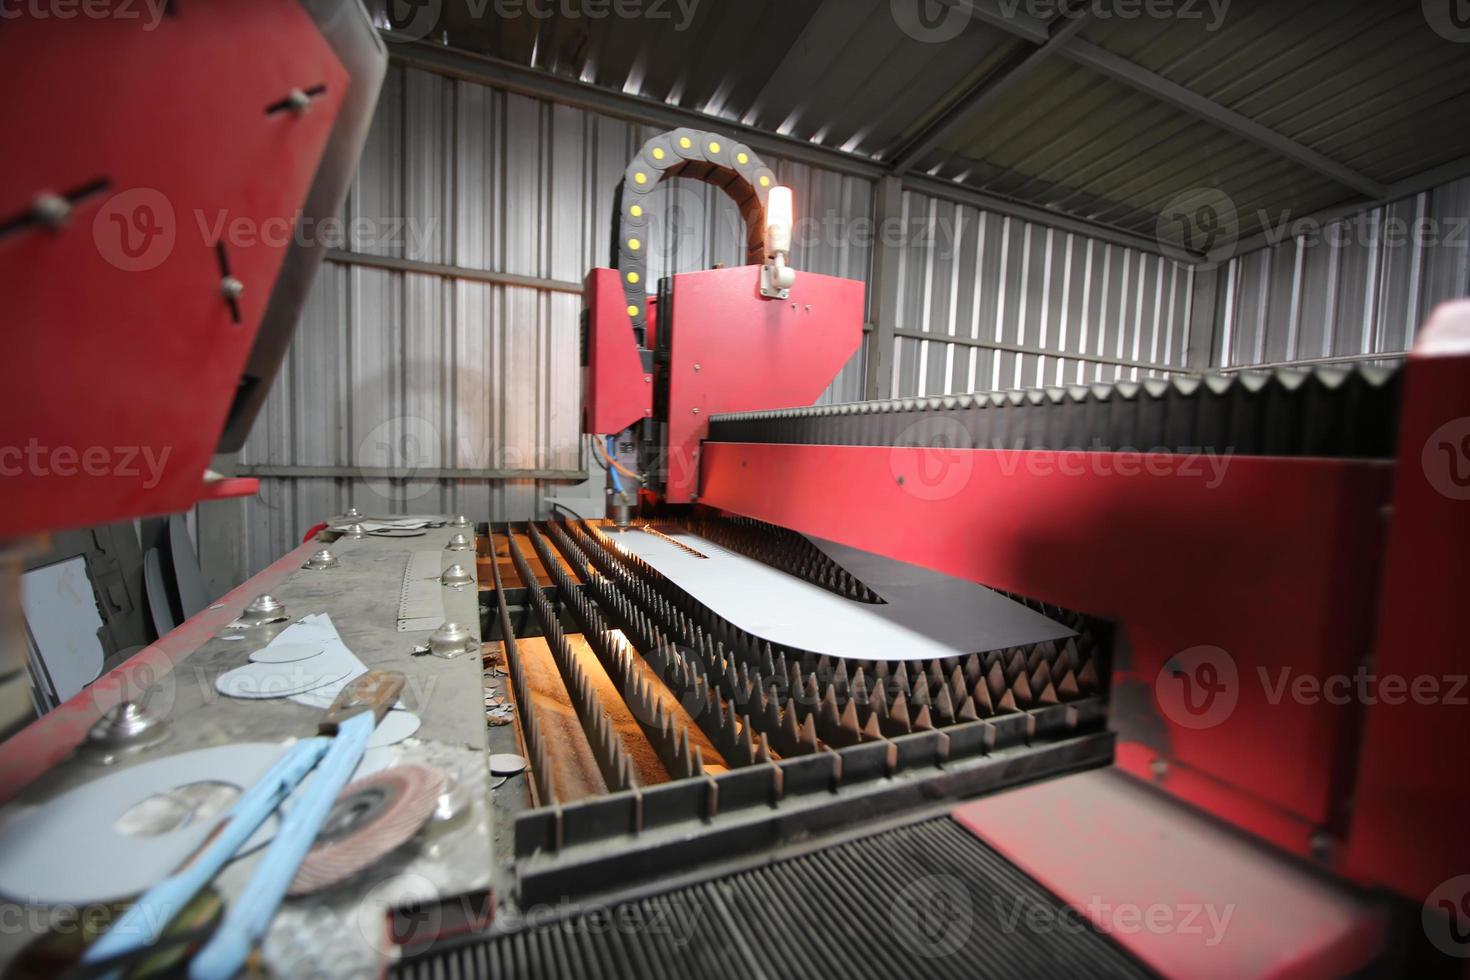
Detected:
left=0, top=2, right=346, bottom=536
left=1344, top=301, right=1470, bottom=902
left=665, top=266, right=863, bottom=503
left=583, top=268, right=652, bottom=435
left=953, top=770, right=1387, bottom=979
left=701, top=442, right=1392, bottom=859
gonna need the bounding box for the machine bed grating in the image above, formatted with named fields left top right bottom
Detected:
left=392, top=817, right=1151, bottom=980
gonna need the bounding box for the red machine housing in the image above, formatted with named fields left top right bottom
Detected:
left=699, top=302, right=1470, bottom=907
left=583, top=263, right=865, bottom=503
left=661, top=266, right=865, bottom=503
left=583, top=268, right=654, bottom=436
left=0, top=1, right=349, bottom=537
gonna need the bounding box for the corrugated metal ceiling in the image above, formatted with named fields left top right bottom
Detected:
left=373, top=0, right=1470, bottom=261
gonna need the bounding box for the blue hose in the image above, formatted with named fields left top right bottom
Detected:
left=606, top=436, right=625, bottom=495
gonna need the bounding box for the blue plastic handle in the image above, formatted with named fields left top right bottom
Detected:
left=188, top=711, right=376, bottom=980
left=80, top=736, right=333, bottom=976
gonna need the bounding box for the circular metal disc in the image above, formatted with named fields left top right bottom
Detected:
left=249, top=642, right=326, bottom=665
left=488, top=753, right=528, bottom=776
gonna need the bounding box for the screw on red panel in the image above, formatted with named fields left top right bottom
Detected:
left=32, top=193, right=71, bottom=229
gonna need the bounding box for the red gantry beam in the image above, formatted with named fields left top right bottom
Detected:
left=700, top=440, right=1394, bottom=874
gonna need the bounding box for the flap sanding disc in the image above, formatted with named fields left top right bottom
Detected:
left=288, top=765, right=444, bottom=896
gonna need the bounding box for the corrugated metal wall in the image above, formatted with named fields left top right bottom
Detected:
left=887, top=188, right=1198, bottom=398
left=212, top=66, right=1470, bottom=591
left=200, top=65, right=875, bottom=589
left=1212, top=177, right=1470, bottom=368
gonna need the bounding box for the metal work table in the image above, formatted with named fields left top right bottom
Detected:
left=0, top=520, right=495, bottom=978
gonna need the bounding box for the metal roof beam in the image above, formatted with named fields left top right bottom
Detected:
left=905, top=173, right=1174, bottom=255
left=927, top=5, right=1388, bottom=198
left=889, top=12, right=1092, bottom=176
left=386, top=35, right=1190, bottom=261
left=932, top=0, right=1051, bottom=43
left=385, top=35, right=887, bottom=180
left=1057, top=41, right=1388, bottom=199
left=1212, top=152, right=1470, bottom=264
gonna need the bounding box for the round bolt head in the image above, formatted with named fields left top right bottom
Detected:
left=345, top=507, right=363, bottom=519
left=445, top=533, right=472, bottom=552
left=220, top=276, right=245, bottom=301
left=303, top=548, right=339, bottom=571
left=449, top=515, right=471, bottom=527
left=287, top=88, right=313, bottom=112
left=82, top=701, right=170, bottom=762
left=344, top=523, right=367, bottom=539
left=440, top=564, right=474, bottom=588
left=32, top=192, right=71, bottom=229
left=428, top=622, right=473, bottom=658
left=241, top=594, right=286, bottom=624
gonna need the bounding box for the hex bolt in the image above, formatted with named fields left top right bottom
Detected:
left=32, top=192, right=72, bottom=230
